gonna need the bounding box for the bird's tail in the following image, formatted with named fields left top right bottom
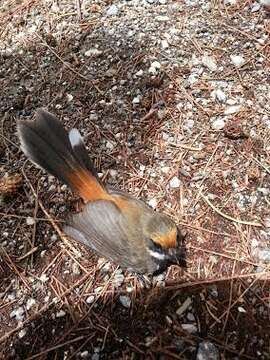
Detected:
left=17, top=109, right=109, bottom=201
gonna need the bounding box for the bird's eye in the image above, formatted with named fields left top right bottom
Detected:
left=148, top=238, right=163, bottom=251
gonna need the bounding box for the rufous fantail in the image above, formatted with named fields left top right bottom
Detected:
left=17, top=109, right=186, bottom=275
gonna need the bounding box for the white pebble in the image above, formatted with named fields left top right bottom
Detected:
left=85, top=49, right=102, bottom=57
left=106, top=141, right=115, bottom=150
left=182, top=323, right=197, bottom=333
left=39, top=273, right=49, bottom=283
left=106, top=4, right=118, bottom=16
left=18, top=329, right=27, bottom=338
left=161, top=166, right=170, bottom=174
left=26, top=298, right=36, bottom=310
left=188, top=73, right=198, bottom=85
left=201, top=55, right=217, bottom=71
left=132, top=95, right=141, bottom=104
left=66, top=93, right=73, bottom=102
left=264, top=217, right=270, bottom=228
left=212, top=89, right=227, bottom=103
left=230, top=54, right=245, bottom=67
left=148, top=198, right=158, bottom=208
left=80, top=350, right=89, bottom=358
left=56, top=309, right=66, bottom=318
left=86, top=295, right=95, bottom=304
left=238, top=306, right=246, bottom=313
left=26, top=217, right=35, bottom=226
left=211, top=118, right=225, bottom=130
left=109, top=169, right=118, bottom=178
left=161, top=39, right=169, bottom=49
left=184, top=119, right=195, bottom=129
left=169, top=176, right=181, bottom=189
left=135, top=69, right=143, bottom=77
left=119, top=295, right=131, bottom=308
left=10, top=307, right=24, bottom=321
left=224, top=105, right=242, bottom=115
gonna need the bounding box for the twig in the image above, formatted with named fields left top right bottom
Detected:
left=167, top=271, right=270, bottom=289
left=201, top=193, right=262, bottom=227
left=26, top=335, right=86, bottom=359
left=16, top=246, right=39, bottom=261
left=168, top=142, right=202, bottom=151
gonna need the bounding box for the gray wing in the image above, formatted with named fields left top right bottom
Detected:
left=63, top=200, right=143, bottom=270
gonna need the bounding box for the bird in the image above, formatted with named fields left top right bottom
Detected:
left=17, top=109, right=186, bottom=276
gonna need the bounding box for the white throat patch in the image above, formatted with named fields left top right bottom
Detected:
left=147, top=249, right=166, bottom=261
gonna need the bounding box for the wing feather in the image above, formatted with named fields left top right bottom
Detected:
left=63, top=200, right=137, bottom=269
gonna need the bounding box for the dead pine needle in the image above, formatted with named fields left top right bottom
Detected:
left=201, top=193, right=262, bottom=227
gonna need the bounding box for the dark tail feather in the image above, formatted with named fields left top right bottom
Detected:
left=17, top=109, right=107, bottom=200
left=68, top=128, right=101, bottom=182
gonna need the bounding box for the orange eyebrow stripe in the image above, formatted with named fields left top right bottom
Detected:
left=152, top=227, right=177, bottom=248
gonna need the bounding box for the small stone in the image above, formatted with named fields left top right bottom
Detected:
left=176, top=297, right=192, bottom=316
left=132, top=95, right=141, bottom=104
left=10, top=307, right=24, bottom=321
left=251, top=2, right=261, bottom=12
left=86, top=295, right=95, bottom=304
left=40, top=273, right=49, bottom=283
left=119, top=295, right=131, bottom=308
left=161, top=39, right=169, bottom=49
left=26, top=298, right=36, bottom=310
left=72, top=262, right=81, bottom=275
left=148, top=61, right=161, bottom=75
left=85, top=49, right=103, bottom=57
left=156, top=15, right=170, bottom=21
left=224, top=105, right=242, bottom=115
left=89, top=113, right=98, bottom=121
left=135, top=69, right=143, bottom=77
left=196, top=341, right=219, bottom=360
left=56, top=309, right=66, bottom=318
left=18, top=329, right=27, bottom=338
left=238, top=306, right=246, bottom=313
left=264, top=217, right=270, bottom=227
left=230, top=54, right=245, bottom=67
left=26, top=217, right=35, bottom=226
left=188, top=73, right=199, bottom=85
left=109, top=169, right=117, bottom=177
left=184, top=119, right=195, bottom=129
left=106, top=4, right=118, bottom=16
left=182, top=323, right=197, bottom=333
left=201, top=55, right=217, bottom=71
left=211, top=118, right=225, bottom=130
left=94, top=286, right=103, bottom=294
left=260, top=0, right=270, bottom=11
left=161, top=166, right=170, bottom=174
left=169, top=176, right=181, bottom=189
left=113, top=272, right=125, bottom=287
left=212, top=89, right=227, bottom=103
left=159, top=0, right=167, bottom=3
left=148, top=198, right=158, bottom=208
left=80, top=350, right=89, bottom=358
left=187, top=312, right=195, bottom=321
left=257, top=248, right=270, bottom=262
left=106, top=141, right=115, bottom=150
left=66, top=93, right=73, bottom=102
left=251, top=238, right=259, bottom=247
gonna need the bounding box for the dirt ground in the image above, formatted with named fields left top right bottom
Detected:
left=0, top=0, right=270, bottom=359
